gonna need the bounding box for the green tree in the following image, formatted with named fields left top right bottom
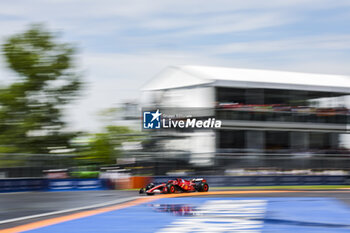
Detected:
left=0, top=24, right=82, bottom=154
left=75, top=126, right=134, bottom=165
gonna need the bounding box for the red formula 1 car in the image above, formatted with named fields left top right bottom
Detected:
left=139, top=178, right=209, bottom=195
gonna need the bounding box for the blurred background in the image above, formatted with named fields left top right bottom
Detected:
left=0, top=0, right=350, bottom=191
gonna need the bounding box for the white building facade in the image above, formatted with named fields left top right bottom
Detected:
left=142, top=65, right=350, bottom=169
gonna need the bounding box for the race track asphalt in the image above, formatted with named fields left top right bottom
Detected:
left=0, top=190, right=138, bottom=229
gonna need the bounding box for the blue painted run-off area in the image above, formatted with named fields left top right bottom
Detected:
left=24, top=197, right=350, bottom=233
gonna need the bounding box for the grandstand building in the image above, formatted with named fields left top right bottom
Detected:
left=142, top=66, right=350, bottom=169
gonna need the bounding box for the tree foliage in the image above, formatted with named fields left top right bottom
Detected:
left=0, top=24, right=82, bottom=154
left=75, top=126, right=134, bottom=165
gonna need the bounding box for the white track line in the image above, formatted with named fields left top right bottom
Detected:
left=0, top=196, right=139, bottom=225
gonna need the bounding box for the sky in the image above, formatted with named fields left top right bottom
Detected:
left=0, top=0, right=350, bottom=131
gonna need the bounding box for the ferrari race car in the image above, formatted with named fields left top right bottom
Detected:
left=139, top=178, right=209, bottom=195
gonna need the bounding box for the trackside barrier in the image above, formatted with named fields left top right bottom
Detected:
left=0, top=178, right=107, bottom=192
left=1, top=176, right=349, bottom=192
left=0, top=178, right=47, bottom=192
left=151, top=175, right=350, bottom=187
left=48, top=179, right=106, bottom=191
left=130, top=176, right=152, bottom=189
left=109, top=176, right=152, bottom=189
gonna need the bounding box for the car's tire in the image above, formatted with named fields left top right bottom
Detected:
left=199, top=182, right=209, bottom=192
left=167, top=183, right=176, bottom=194
left=146, top=192, right=155, bottom=196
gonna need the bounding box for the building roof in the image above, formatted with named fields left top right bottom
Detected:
left=142, top=65, right=350, bottom=94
